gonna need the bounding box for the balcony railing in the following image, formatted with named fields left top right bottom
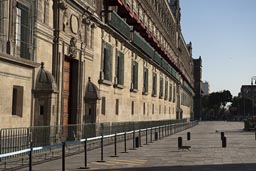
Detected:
left=108, top=11, right=131, bottom=39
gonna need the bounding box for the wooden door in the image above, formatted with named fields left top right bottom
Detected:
left=63, top=60, right=71, bottom=126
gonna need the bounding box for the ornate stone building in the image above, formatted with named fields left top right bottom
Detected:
left=0, top=0, right=194, bottom=129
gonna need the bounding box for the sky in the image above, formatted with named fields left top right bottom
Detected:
left=180, top=0, right=256, bottom=96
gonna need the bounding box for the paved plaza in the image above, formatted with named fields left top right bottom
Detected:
left=17, top=121, right=256, bottom=171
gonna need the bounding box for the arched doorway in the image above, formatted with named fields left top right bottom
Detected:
left=84, top=78, right=99, bottom=123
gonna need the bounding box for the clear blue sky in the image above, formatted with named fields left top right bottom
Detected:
left=180, top=0, right=256, bottom=96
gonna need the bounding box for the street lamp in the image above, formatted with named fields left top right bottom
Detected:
left=251, top=76, right=256, bottom=117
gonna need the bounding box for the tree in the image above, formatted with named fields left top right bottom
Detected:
left=202, top=90, right=232, bottom=120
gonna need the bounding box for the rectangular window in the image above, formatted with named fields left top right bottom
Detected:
left=143, top=67, right=148, bottom=94
left=131, top=101, right=134, bottom=115
left=169, top=83, right=172, bottom=102
left=159, top=105, right=161, bottom=114
left=159, top=77, right=163, bottom=98
left=115, top=51, right=124, bottom=86
left=173, top=84, right=176, bottom=103
left=115, top=99, right=119, bottom=115
left=131, top=60, right=138, bottom=91
left=143, top=102, right=146, bottom=115
left=152, top=72, right=157, bottom=97
left=101, top=97, right=106, bottom=115
left=165, top=80, right=168, bottom=100
left=152, top=103, right=154, bottom=114
left=12, top=86, right=23, bottom=117
left=16, top=3, right=30, bottom=59
left=43, top=1, right=49, bottom=24
left=102, top=42, right=113, bottom=82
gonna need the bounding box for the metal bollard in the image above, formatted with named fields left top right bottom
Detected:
left=122, top=132, right=128, bottom=153
left=178, top=137, right=182, bottom=148
left=135, top=136, right=139, bottom=148
left=29, top=141, right=33, bottom=171
left=222, top=136, right=227, bottom=148
left=155, top=132, right=158, bottom=141
left=145, top=129, right=148, bottom=145
left=221, top=132, right=225, bottom=140
left=187, top=132, right=191, bottom=141
left=131, top=130, right=136, bottom=150
left=150, top=128, right=153, bottom=143
left=111, top=134, right=118, bottom=157
left=98, top=135, right=105, bottom=162
left=62, top=142, right=65, bottom=171
left=80, top=140, right=89, bottom=169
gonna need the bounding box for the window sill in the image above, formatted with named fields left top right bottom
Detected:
left=152, top=94, right=157, bottom=97
left=142, top=91, right=148, bottom=95
left=98, top=79, right=112, bottom=86
left=114, top=84, right=124, bottom=89
left=130, top=88, right=138, bottom=93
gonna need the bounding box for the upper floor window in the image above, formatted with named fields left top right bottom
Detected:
left=114, top=50, right=124, bottom=87
left=169, top=83, right=172, bottom=102
left=165, top=80, right=168, bottom=100
left=16, top=3, right=30, bottom=59
left=100, top=41, right=113, bottom=83
left=131, top=60, right=138, bottom=91
left=159, top=77, right=163, bottom=98
left=143, top=67, right=148, bottom=94
left=152, top=72, right=157, bottom=97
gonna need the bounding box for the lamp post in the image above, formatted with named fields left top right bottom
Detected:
left=251, top=76, right=256, bottom=117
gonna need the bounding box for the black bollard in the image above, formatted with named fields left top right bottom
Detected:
left=62, top=142, right=65, bottom=171
left=122, top=132, right=128, bottom=153
left=29, top=141, right=33, bottom=171
left=178, top=137, right=182, bottom=148
left=155, top=131, right=158, bottom=141
left=111, top=134, right=118, bottom=157
left=221, top=132, right=224, bottom=140
left=145, top=129, right=148, bottom=145
left=80, top=140, right=89, bottom=169
left=98, top=135, right=105, bottom=162
left=139, top=130, right=142, bottom=147
left=222, top=136, right=227, bottom=148
left=135, top=136, right=139, bottom=148
left=150, top=128, right=153, bottom=143
left=187, top=132, right=191, bottom=141
left=131, top=130, right=136, bottom=150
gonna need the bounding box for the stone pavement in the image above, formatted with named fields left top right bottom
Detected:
left=18, top=121, right=256, bottom=171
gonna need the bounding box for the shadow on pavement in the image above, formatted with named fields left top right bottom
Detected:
left=87, top=163, right=256, bottom=171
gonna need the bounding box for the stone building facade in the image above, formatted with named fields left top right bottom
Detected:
left=0, top=0, right=194, bottom=129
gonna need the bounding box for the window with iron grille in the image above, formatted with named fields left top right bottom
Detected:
left=131, top=60, right=138, bottom=91
left=101, top=41, right=113, bottom=82
left=152, top=72, right=157, bottom=97
left=143, top=67, right=148, bottom=94
left=159, top=77, right=163, bottom=98
left=115, top=51, right=124, bottom=87
left=169, top=83, right=172, bottom=101
left=12, top=85, right=23, bottom=117
left=165, top=80, right=168, bottom=100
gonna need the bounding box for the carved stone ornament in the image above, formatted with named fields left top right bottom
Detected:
left=58, top=0, right=68, bottom=10
left=70, top=15, right=79, bottom=34
left=69, top=37, right=77, bottom=58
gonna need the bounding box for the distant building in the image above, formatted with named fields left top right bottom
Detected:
left=202, top=81, right=210, bottom=96
left=193, top=56, right=202, bottom=120
left=240, top=85, right=256, bottom=116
